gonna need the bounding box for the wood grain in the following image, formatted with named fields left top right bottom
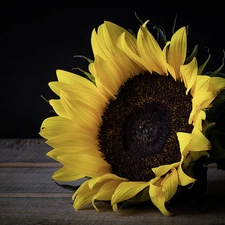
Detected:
left=1, top=139, right=225, bottom=225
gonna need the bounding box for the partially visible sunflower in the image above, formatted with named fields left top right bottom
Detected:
left=40, top=20, right=225, bottom=216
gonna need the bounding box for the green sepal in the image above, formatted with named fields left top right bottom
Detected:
left=204, top=51, right=225, bottom=77
left=185, top=45, right=198, bottom=65
left=179, top=157, right=208, bottom=211
left=206, top=110, right=225, bottom=168
left=198, top=48, right=211, bottom=75
left=153, top=25, right=167, bottom=49
left=207, top=129, right=225, bottom=162
left=202, top=120, right=216, bottom=137
left=74, top=67, right=96, bottom=85
left=209, top=61, right=224, bottom=77
left=73, top=55, right=93, bottom=64
left=205, top=71, right=225, bottom=79
left=205, top=90, right=225, bottom=122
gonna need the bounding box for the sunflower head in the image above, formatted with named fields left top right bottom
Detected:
left=40, top=19, right=225, bottom=216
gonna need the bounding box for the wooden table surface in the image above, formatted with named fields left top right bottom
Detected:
left=1, top=138, right=225, bottom=225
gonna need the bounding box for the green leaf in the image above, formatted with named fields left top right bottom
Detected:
left=198, top=48, right=211, bottom=75
left=206, top=112, right=225, bottom=168
left=204, top=50, right=225, bottom=77
left=179, top=158, right=208, bottom=211
left=205, top=90, right=225, bottom=122
left=185, top=45, right=198, bottom=65
left=153, top=25, right=167, bottom=49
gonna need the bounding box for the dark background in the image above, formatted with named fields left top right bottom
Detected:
left=2, top=5, right=225, bottom=138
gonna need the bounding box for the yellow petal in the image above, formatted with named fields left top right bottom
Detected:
left=189, top=108, right=206, bottom=130
left=180, top=57, right=198, bottom=94
left=56, top=69, right=110, bottom=104
left=98, top=21, right=126, bottom=55
left=61, top=87, right=106, bottom=114
left=61, top=89, right=101, bottom=130
left=49, top=81, right=108, bottom=108
left=152, top=162, right=179, bottom=177
left=177, top=127, right=211, bottom=156
left=46, top=131, right=98, bottom=148
left=92, top=21, right=142, bottom=80
left=149, top=177, right=161, bottom=198
left=72, top=179, right=90, bottom=198
left=111, top=181, right=149, bottom=211
left=40, top=116, right=76, bottom=139
left=167, top=27, right=187, bottom=80
left=88, top=173, right=127, bottom=189
left=117, top=32, right=146, bottom=71
left=56, top=69, right=95, bottom=89
left=149, top=177, right=172, bottom=216
left=92, top=56, right=121, bottom=95
left=189, top=150, right=209, bottom=161
left=209, top=76, right=225, bottom=92
left=48, top=81, right=68, bottom=96
left=57, top=154, right=111, bottom=177
left=89, top=62, right=115, bottom=99
left=92, top=180, right=123, bottom=211
left=91, top=27, right=107, bottom=60
left=51, top=165, right=85, bottom=182
left=73, top=182, right=102, bottom=210
left=102, top=22, right=141, bottom=75
left=49, top=99, right=70, bottom=119
left=192, top=91, right=216, bottom=109
left=177, top=156, right=196, bottom=186
left=161, top=168, right=178, bottom=201
left=47, top=146, right=102, bottom=160
left=192, top=75, right=211, bottom=96
left=137, top=22, right=168, bottom=74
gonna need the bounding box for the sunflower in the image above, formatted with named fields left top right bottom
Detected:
left=40, top=20, right=225, bottom=216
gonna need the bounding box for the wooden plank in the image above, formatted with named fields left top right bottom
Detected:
left=1, top=196, right=225, bottom=225
left=0, top=167, right=83, bottom=193
left=1, top=138, right=225, bottom=224
left=1, top=167, right=225, bottom=224
left=0, top=138, right=52, bottom=162
left=0, top=162, right=61, bottom=168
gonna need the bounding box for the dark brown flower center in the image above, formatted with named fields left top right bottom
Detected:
left=98, top=72, right=193, bottom=181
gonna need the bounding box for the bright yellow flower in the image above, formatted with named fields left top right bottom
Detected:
left=40, top=20, right=225, bottom=216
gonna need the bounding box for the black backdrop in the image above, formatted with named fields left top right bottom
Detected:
left=2, top=5, right=225, bottom=138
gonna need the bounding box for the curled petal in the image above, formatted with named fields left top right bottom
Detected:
left=161, top=168, right=179, bottom=201
left=189, top=108, right=206, bottom=131
left=177, top=156, right=196, bottom=186
left=180, top=57, right=198, bottom=94
left=177, top=127, right=211, bottom=156
left=152, top=162, right=179, bottom=177
left=149, top=177, right=172, bottom=216
left=73, top=180, right=101, bottom=210
left=209, top=76, right=225, bottom=92
left=92, top=180, right=123, bottom=211
left=111, top=181, right=149, bottom=211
